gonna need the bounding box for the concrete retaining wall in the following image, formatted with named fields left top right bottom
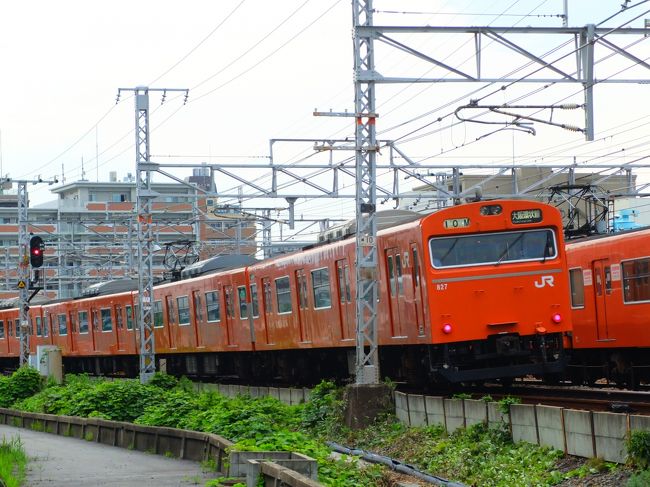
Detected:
left=393, top=392, right=650, bottom=464
left=194, top=382, right=311, bottom=405
left=0, top=408, right=324, bottom=486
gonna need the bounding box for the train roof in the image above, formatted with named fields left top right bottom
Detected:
left=180, top=254, right=258, bottom=279
left=565, top=225, right=650, bottom=247
left=315, top=210, right=422, bottom=245
left=80, top=279, right=140, bottom=298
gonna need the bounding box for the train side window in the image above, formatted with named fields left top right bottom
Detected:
left=604, top=267, right=612, bottom=294
left=238, top=286, right=248, bottom=319
left=78, top=311, right=89, bottom=334
left=125, top=306, right=134, bottom=330
left=622, top=258, right=650, bottom=303
left=192, top=291, right=203, bottom=322
left=275, top=276, right=292, bottom=314
left=153, top=301, right=164, bottom=328
left=205, top=291, right=221, bottom=322
left=395, top=254, right=404, bottom=296
left=263, top=280, right=273, bottom=314
left=58, top=314, right=68, bottom=336
left=177, top=296, right=190, bottom=325
left=569, top=268, right=585, bottom=308
left=0, top=321, right=4, bottom=339
left=387, top=256, right=396, bottom=296
left=101, top=308, right=112, bottom=332
left=250, top=284, right=259, bottom=318
left=312, top=268, right=332, bottom=309
left=115, top=306, right=124, bottom=329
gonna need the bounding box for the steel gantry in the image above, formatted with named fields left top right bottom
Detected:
left=117, top=86, right=188, bottom=384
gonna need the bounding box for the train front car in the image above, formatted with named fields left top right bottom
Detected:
left=421, top=200, right=571, bottom=383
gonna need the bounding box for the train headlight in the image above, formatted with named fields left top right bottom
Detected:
left=551, top=313, right=562, bottom=324
left=442, top=323, right=452, bottom=334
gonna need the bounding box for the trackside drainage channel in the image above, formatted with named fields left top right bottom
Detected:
left=326, top=441, right=467, bottom=487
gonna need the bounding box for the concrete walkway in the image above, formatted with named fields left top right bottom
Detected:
left=0, top=424, right=219, bottom=486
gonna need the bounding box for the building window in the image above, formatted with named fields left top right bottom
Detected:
left=177, top=296, right=190, bottom=325
left=311, top=268, right=332, bottom=309
left=58, top=314, right=68, bottom=336
left=205, top=291, right=220, bottom=322
left=275, top=276, right=292, bottom=314
left=79, top=311, right=89, bottom=334
left=101, top=308, right=112, bottom=332
left=154, top=301, right=164, bottom=328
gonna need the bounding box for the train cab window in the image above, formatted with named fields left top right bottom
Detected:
left=205, top=291, right=221, bottom=322
left=569, top=268, right=585, bottom=308
left=275, top=276, right=292, bottom=314
left=78, top=311, right=89, bottom=334
left=250, top=284, right=259, bottom=318
left=622, top=258, right=650, bottom=303
left=125, top=305, right=134, bottom=330
left=58, top=314, right=68, bottom=336
left=153, top=301, right=164, bottom=328
left=429, top=229, right=557, bottom=268
left=311, top=268, right=332, bottom=309
left=100, top=308, right=112, bottom=332
left=177, top=296, right=190, bottom=325
left=0, top=321, right=4, bottom=339
left=238, top=286, right=248, bottom=319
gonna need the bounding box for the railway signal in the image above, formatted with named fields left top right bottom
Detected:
left=30, top=235, right=45, bottom=268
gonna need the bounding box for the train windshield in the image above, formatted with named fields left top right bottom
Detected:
left=429, top=229, right=557, bottom=268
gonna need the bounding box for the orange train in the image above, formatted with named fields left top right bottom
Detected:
left=0, top=200, right=572, bottom=384
left=565, top=227, right=650, bottom=386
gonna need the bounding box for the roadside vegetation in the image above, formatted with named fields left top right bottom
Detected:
left=3, top=366, right=649, bottom=486
left=0, top=436, right=27, bottom=487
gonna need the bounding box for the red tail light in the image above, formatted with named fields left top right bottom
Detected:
left=442, top=323, right=452, bottom=334
left=551, top=313, right=562, bottom=324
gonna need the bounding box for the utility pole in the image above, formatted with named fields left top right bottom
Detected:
left=116, top=86, right=188, bottom=384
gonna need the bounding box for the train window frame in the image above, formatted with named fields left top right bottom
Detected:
left=205, top=290, right=221, bottom=323
left=100, top=308, right=113, bottom=332
left=237, top=286, right=248, bottom=319
left=311, top=267, right=332, bottom=310
left=275, top=276, right=293, bottom=315
left=78, top=310, right=89, bottom=334
left=153, top=300, right=164, bottom=328
left=0, top=321, right=4, bottom=339
left=621, top=257, right=650, bottom=304
left=429, top=228, right=558, bottom=269
left=125, top=305, right=134, bottom=330
left=177, top=295, right=191, bottom=326
left=569, top=267, right=585, bottom=309
left=58, top=314, right=68, bottom=336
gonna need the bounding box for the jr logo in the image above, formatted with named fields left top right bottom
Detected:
left=534, top=276, right=554, bottom=288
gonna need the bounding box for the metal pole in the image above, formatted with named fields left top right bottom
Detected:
left=17, top=182, right=29, bottom=366
left=353, top=0, right=379, bottom=384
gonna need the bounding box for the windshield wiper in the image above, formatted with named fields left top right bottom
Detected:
left=494, top=233, right=525, bottom=266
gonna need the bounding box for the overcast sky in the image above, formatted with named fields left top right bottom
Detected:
left=0, top=0, right=648, bottom=224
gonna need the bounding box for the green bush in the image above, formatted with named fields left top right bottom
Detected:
left=628, top=430, right=650, bottom=468
left=628, top=469, right=650, bottom=487
left=148, top=372, right=179, bottom=390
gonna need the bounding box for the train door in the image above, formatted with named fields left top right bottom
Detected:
left=224, top=286, right=235, bottom=346
left=385, top=248, right=405, bottom=337
left=411, top=243, right=426, bottom=336
left=295, top=269, right=312, bottom=343
left=192, top=290, right=205, bottom=348
left=336, top=259, right=353, bottom=340
left=165, top=295, right=176, bottom=349
left=68, top=310, right=77, bottom=353
left=261, top=278, right=273, bottom=345
left=592, top=260, right=611, bottom=341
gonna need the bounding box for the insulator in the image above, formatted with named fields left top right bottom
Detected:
left=559, top=104, right=581, bottom=110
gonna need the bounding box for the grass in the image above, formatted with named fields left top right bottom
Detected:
left=0, top=436, right=27, bottom=487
